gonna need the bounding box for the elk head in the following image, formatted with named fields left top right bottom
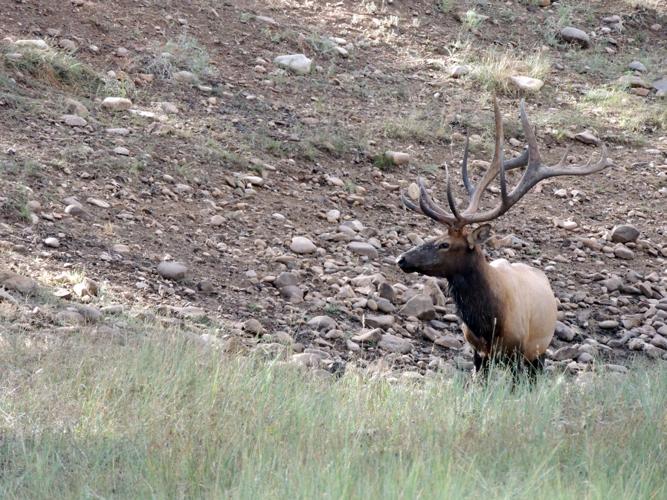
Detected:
left=397, top=98, right=609, bottom=278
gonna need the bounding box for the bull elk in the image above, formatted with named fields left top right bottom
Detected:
left=397, top=98, right=609, bottom=377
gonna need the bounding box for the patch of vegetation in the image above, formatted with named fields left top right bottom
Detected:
left=373, top=154, right=395, bottom=171
left=437, top=0, right=455, bottom=13
left=470, top=50, right=550, bottom=95
left=1, top=46, right=100, bottom=94
left=383, top=112, right=448, bottom=144
left=0, top=183, right=31, bottom=222
left=1, top=332, right=666, bottom=498
left=143, top=33, right=216, bottom=80
left=462, top=9, right=486, bottom=31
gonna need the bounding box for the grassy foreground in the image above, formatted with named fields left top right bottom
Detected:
left=1, top=332, right=666, bottom=499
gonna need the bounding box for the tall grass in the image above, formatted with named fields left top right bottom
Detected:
left=1, top=332, right=666, bottom=499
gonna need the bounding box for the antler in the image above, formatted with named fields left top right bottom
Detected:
left=402, top=97, right=609, bottom=227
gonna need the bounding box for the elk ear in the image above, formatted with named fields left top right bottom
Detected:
left=467, top=224, right=493, bottom=249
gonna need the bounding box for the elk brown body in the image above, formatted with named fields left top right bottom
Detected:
left=398, top=98, right=609, bottom=375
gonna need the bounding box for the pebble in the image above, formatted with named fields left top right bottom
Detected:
left=611, top=224, right=639, bottom=243
left=101, top=97, right=132, bottom=111
left=274, top=54, right=312, bottom=75
left=307, top=315, right=337, bottom=331
left=384, top=151, right=410, bottom=165
left=555, top=321, right=575, bottom=341
left=378, top=334, right=412, bottom=354
left=243, top=318, right=264, bottom=335
left=559, top=26, right=590, bottom=48
left=628, top=60, right=647, bottom=72
left=173, top=71, right=198, bottom=83
left=326, top=209, right=340, bottom=223
left=290, top=236, right=317, bottom=254
left=365, top=314, right=395, bottom=329
left=598, top=320, right=619, bottom=330
left=509, top=75, right=544, bottom=92
left=157, top=261, right=188, bottom=281
left=61, top=114, right=87, bottom=127
left=112, top=244, right=130, bottom=254
left=43, top=237, right=60, bottom=248
left=113, top=146, right=130, bottom=156
left=574, top=130, right=600, bottom=145
left=86, top=197, right=110, bottom=208
left=450, top=65, right=469, bottom=78
left=347, top=242, right=379, bottom=259
left=613, top=244, right=634, bottom=260
left=14, top=39, right=48, bottom=50
left=210, top=215, right=225, bottom=226
left=400, top=294, right=436, bottom=320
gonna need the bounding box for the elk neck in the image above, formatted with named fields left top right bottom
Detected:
left=445, top=248, right=502, bottom=346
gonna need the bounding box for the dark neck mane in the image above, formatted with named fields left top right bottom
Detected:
left=447, top=255, right=501, bottom=345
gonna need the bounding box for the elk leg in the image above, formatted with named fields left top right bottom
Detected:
left=524, top=354, right=545, bottom=383
left=473, top=351, right=489, bottom=377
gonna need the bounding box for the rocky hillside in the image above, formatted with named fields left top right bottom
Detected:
left=1, top=0, right=666, bottom=379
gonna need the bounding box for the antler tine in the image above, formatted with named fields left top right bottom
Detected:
left=460, top=133, right=474, bottom=195
left=401, top=191, right=421, bottom=213
left=519, top=98, right=541, bottom=167
left=461, top=97, right=504, bottom=217
left=444, top=163, right=462, bottom=220
left=417, top=177, right=459, bottom=226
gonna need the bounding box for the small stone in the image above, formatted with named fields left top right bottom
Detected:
left=157, top=261, right=188, bottom=281
left=555, top=321, right=575, bottom=341
left=400, top=294, right=435, bottom=320
left=552, top=345, right=580, bottom=361
left=598, top=320, right=619, bottom=330
left=611, top=224, right=639, bottom=243
left=243, top=318, right=264, bottom=335
left=450, top=65, right=469, bottom=78
left=365, top=314, right=395, bottom=329
left=290, top=236, right=317, bottom=254
left=347, top=242, right=379, bottom=259
left=601, top=276, right=622, bottom=292
left=651, top=335, right=667, bottom=350
left=255, top=15, right=278, bottom=25
left=628, top=60, right=647, bottom=72
left=613, top=244, right=634, bottom=260
left=43, top=237, right=60, bottom=248
left=0, top=270, right=38, bottom=295
left=279, top=285, right=304, bottom=303
left=509, top=75, right=544, bottom=92
left=173, top=70, right=198, bottom=83
left=559, top=26, right=590, bottom=48
left=378, top=334, right=412, bottom=354
left=378, top=282, right=396, bottom=303
left=326, top=209, right=340, bottom=223
left=210, top=215, right=225, bottom=226
left=578, top=352, right=594, bottom=363
left=73, top=278, right=99, bottom=297
left=101, top=97, right=132, bottom=111
left=86, top=197, right=110, bottom=209
left=61, top=114, right=87, bottom=127
left=434, top=335, right=463, bottom=349
left=307, top=315, right=337, bottom=331
left=56, top=310, right=85, bottom=325
left=574, top=130, right=600, bottom=145
left=274, top=54, right=312, bottom=75
left=274, top=272, right=299, bottom=288
left=113, top=146, right=130, bottom=156
left=384, top=151, right=410, bottom=165
left=112, top=244, right=130, bottom=254
left=65, top=98, right=89, bottom=117
left=352, top=328, right=383, bottom=343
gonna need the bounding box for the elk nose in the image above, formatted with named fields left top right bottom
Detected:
left=396, top=254, right=407, bottom=270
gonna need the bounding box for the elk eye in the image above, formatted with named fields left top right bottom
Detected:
left=438, top=242, right=450, bottom=250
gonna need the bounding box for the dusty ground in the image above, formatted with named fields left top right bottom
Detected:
left=1, top=0, right=666, bottom=378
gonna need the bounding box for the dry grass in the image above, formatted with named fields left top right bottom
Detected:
left=470, top=50, right=551, bottom=95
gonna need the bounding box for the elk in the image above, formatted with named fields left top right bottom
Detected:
left=397, top=98, right=609, bottom=378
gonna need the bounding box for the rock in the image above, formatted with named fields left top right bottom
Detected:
left=559, top=27, right=590, bottom=48
left=279, top=285, right=304, bottom=303
left=326, top=209, right=340, bottom=223
left=601, top=276, right=623, bottom=292
left=651, top=335, right=667, bottom=350
left=61, top=114, right=87, bottom=127
left=274, top=272, right=299, bottom=288
left=255, top=15, right=278, bottom=25
left=618, top=75, right=651, bottom=89
left=64, top=98, right=88, bottom=117
left=598, top=320, right=619, bottom=330
left=210, top=215, right=225, bottom=226
left=653, top=77, right=667, bottom=97
left=75, top=305, right=102, bottom=323
left=509, top=75, right=544, bottom=92
left=450, top=65, right=469, bottom=78
left=0, top=289, right=18, bottom=304
left=65, top=204, right=88, bottom=218
left=173, top=71, right=198, bottom=83
left=0, top=270, right=38, bottom=295
left=290, top=236, right=317, bottom=254
left=347, top=242, right=379, bottom=259
left=613, top=244, right=634, bottom=260
left=400, top=294, right=435, bottom=320
left=378, top=282, right=396, bottom=303
left=378, top=334, right=412, bottom=354
left=113, top=146, right=130, bottom=156
left=434, top=335, right=463, bottom=349
left=101, top=97, right=132, bottom=111
left=243, top=318, right=264, bottom=335
left=307, top=315, right=337, bottom=331
left=290, top=353, right=320, bottom=368
left=611, top=224, right=640, bottom=243
left=555, top=321, right=576, bottom=341
left=383, top=151, right=410, bottom=165
left=157, top=261, right=188, bottom=281
left=574, top=130, right=600, bottom=145
left=86, top=197, right=110, bottom=209
left=352, top=328, right=383, bottom=343
left=274, top=54, right=312, bottom=75
left=365, top=314, right=395, bottom=329
left=552, top=345, right=580, bottom=361
left=112, top=244, right=130, bottom=254
left=628, top=60, right=647, bottom=72
left=56, top=310, right=85, bottom=325
left=43, top=237, right=60, bottom=248
left=73, top=278, right=99, bottom=297
left=14, top=39, right=48, bottom=50
left=578, top=352, right=594, bottom=364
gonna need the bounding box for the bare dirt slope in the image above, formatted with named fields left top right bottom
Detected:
left=1, top=0, right=666, bottom=378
